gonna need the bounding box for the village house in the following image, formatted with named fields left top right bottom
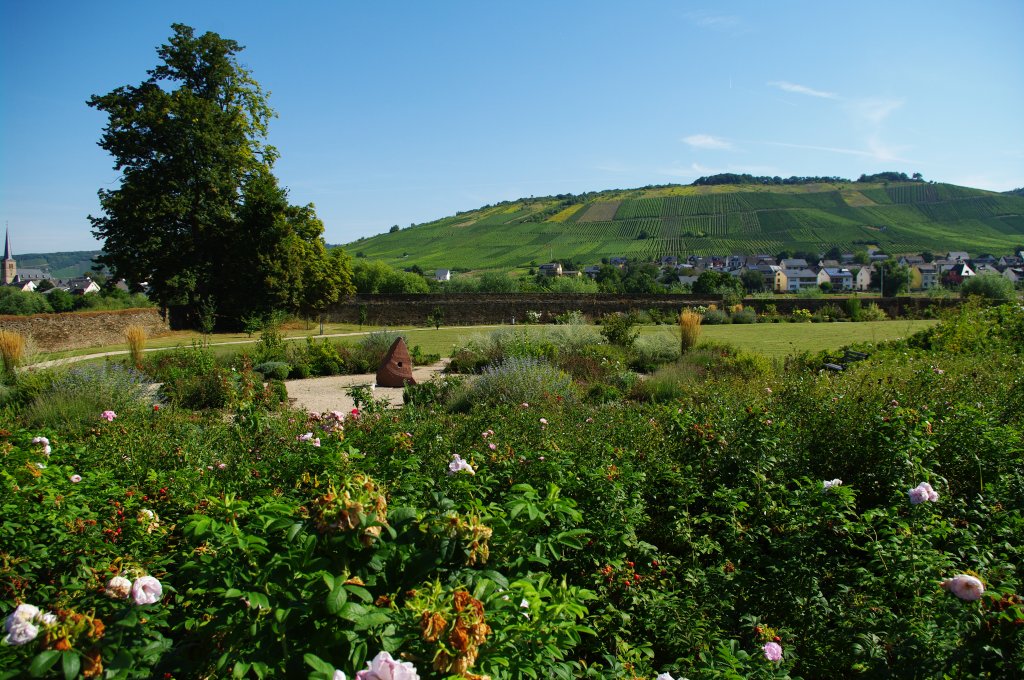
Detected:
left=851, top=266, right=873, bottom=291
left=434, top=269, right=451, bottom=282
left=912, top=264, right=940, bottom=290
left=785, top=268, right=819, bottom=291
left=538, top=263, right=563, bottom=276
left=818, top=267, right=854, bottom=290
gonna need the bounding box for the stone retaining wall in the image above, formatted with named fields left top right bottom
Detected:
left=0, top=308, right=168, bottom=352
left=325, top=294, right=959, bottom=326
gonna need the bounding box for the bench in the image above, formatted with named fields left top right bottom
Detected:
left=824, top=349, right=871, bottom=372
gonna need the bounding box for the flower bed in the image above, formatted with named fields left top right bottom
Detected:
left=1, top=303, right=1022, bottom=678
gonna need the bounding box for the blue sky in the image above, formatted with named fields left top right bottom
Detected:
left=2, top=1, right=1022, bottom=254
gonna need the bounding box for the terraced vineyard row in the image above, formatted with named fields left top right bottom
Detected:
left=615, top=198, right=663, bottom=219
left=887, top=185, right=941, bottom=204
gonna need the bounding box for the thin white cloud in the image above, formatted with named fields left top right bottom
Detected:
left=768, top=81, right=838, bottom=99
left=864, top=135, right=909, bottom=163
left=683, top=11, right=751, bottom=35
left=693, top=14, right=740, bottom=29
left=682, top=134, right=733, bottom=150
left=853, top=98, right=904, bottom=124
left=763, top=140, right=911, bottom=163
left=658, top=162, right=721, bottom=179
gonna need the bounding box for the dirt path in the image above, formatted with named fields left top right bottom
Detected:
left=284, top=359, right=450, bottom=414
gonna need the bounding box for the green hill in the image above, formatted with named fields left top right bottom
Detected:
left=16, top=251, right=103, bottom=279
left=343, top=180, right=1024, bottom=270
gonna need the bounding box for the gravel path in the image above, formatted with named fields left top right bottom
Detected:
left=284, top=359, right=450, bottom=414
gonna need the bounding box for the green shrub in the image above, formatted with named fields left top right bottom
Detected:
left=702, top=308, right=730, bottom=324
left=353, top=330, right=401, bottom=369
left=812, top=303, right=846, bottom=322
left=21, top=363, right=153, bottom=433
left=291, top=338, right=346, bottom=376
left=791, top=308, right=813, bottom=322
left=796, top=285, right=824, bottom=299
left=859, top=302, right=890, bottom=321
left=630, top=334, right=680, bottom=373
left=466, top=356, right=576, bottom=407
left=961, top=272, right=1015, bottom=301
left=586, top=382, right=622, bottom=403
left=845, top=297, right=863, bottom=321
left=554, top=309, right=586, bottom=325
left=254, top=361, right=291, bottom=380
left=599, top=312, right=640, bottom=349
left=730, top=308, right=758, bottom=324
left=267, top=379, right=289, bottom=404
left=403, top=374, right=465, bottom=406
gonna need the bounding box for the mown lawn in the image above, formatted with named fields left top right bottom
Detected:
left=639, top=319, right=938, bottom=358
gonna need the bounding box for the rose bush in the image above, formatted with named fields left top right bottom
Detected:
left=0, top=303, right=1021, bottom=678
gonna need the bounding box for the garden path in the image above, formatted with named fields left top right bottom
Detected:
left=284, top=359, right=450, bottom=414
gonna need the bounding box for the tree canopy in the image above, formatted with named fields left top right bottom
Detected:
left=88, top=24, right=352, bottom=328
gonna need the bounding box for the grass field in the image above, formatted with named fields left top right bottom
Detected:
left=35, top=320, right=939, bottom=368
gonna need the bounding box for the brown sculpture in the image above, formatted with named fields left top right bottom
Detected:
left=376, top=337, right=416, bottom=387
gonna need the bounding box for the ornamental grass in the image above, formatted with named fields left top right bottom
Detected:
left=124, top=324, right=147, bottom=368
left=0, top=329, right=26, bottom=376
left=678, top=308, right=702, bottom=354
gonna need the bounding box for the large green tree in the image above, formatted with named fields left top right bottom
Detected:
left=88, top=24, right=351, bottom=327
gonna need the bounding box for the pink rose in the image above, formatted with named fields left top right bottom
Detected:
left=131, top=575, right=163, bottom=605
left=908, top=481, right=939, bottom=504
left=355, top=651, right=419, bottom=680
left=763, top=641, right=783, bottom=661
left=941, top=574, right=985, bottom=601
left=100, top=410, right=117, bottom=422
left=447, top=454, right=475, bottom=476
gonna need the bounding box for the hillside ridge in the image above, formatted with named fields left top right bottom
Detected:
left=343, top=179, right=1024, bottom=270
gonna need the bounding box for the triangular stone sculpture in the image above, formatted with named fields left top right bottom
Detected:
left=376, top=337, right=416, bottom=387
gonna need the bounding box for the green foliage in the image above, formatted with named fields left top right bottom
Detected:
left=253, top=361, right=291, bottom=380
left=599, top=312, right=640, bottom=349
left=3, top=304, right=1024, bottom=678
left=859, top=302, right=890, bottom=321
left=791, top=308, right=813, bottom=322
left=731, top=307, right=758, bottom=324
left=87, top=24, right=351, bottom=327
left=872, top=260, right=913, bottom=296
left=464, top=356, right=576, bottom=407
left=0, top=287, right=52, bottom=314
left=960, top=272, right=1016, bottom=301
left=702, top=308, right=731, bottom=324
left=20, top=363, right=153, bottom=434
left=845, top=297, right=862, bottom=321
left=353, top=260, right=430, bottom=294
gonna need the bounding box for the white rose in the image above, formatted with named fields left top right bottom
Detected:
left=105, top=576, right=133, bottom=599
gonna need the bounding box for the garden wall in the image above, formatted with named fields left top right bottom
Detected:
left=325, top=294, right=961, bottom=326
left=0, top=307, right=168, bottom=352
left=325, top=294, right=722, bottom=326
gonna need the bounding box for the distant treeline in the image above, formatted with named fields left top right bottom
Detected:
left=692, top=171, right=924, bottom=186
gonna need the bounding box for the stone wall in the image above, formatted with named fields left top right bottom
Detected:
left=0, top=307, right=168, bottom=352
left=325, top=294, right=960, bottom=326
left=325, top=294, right=722, bottom=326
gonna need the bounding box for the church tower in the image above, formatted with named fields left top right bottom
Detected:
left=2, top=228, right=16, bottom=285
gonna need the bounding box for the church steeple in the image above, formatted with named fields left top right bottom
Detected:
left=2, top=227, right=17, bottom=285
